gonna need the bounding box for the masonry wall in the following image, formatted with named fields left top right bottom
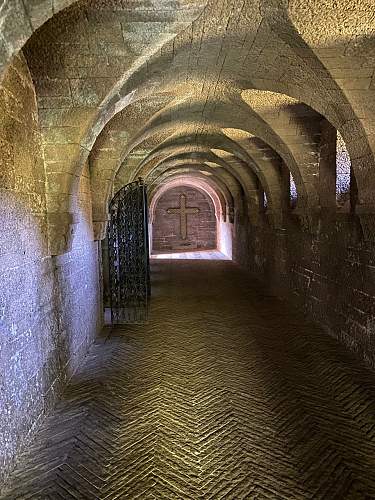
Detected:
left=152, top=186, right=217, bottom=252
left=233, top=208, right=375, bottom=368
left=0, top=54, right=101, bottom=485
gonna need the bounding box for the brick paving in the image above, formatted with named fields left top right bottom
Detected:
left=2, top=260, right=375, bottom=499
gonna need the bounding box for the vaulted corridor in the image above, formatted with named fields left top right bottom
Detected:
left=3, top=260, right=375, bottom=499
left=3, top=1, right=375, bottom=495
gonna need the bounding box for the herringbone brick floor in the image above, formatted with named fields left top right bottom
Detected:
left=2, top=260, right=375, bottom=499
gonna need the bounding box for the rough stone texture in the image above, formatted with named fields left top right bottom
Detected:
left=0, top=54, right=101, bottom=485
left=232, top=118, right=375, bottom=369
left=0, top=0, right=78, bottom=80
left=3, top=259, right=375, bottom=499
left=3, top=0, right=374, bottom=252
left=152, top=186, right=217, bottom=252
left=22, top=0, right=207, bottom=252
left=234, top=212, right=375, bottom=369
left=2, top=1, right=375, bottom=250
left=3, top=0, right=375, bottom=494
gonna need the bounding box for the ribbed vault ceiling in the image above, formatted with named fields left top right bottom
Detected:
left=2, top=0, right=375, bottom=245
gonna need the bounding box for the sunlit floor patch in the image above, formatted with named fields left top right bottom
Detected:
left=151, top=249, right=230, bottom=260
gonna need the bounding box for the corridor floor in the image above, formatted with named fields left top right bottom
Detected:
left=151, top=250, right=230, bottom=260
left=3, top=260, right=375, bottom=499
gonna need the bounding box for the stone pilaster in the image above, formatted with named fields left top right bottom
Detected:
left=93, top=220, right=109, bottom=241
left=357, top=206, right=375, bottom=242
left=47, top=212, right=74, bottom=256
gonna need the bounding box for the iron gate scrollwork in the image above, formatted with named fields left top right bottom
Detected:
left=108, top=179, right=150, bottom=324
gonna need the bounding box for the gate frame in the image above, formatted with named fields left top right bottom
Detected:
left=108, top=178, right=150, bottom=324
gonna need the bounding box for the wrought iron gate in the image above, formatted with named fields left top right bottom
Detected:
left=108, top=179, right=150, bottom=324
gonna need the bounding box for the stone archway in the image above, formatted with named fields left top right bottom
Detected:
left=152, top=185, right=217, bottom=253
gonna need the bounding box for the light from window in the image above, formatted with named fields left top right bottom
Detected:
left=290, top=173, right=297, bottom=208
left=336, top=131, right=351, bottom=207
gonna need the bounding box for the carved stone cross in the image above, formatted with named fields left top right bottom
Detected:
left=167, top=194, right=200, bottom=240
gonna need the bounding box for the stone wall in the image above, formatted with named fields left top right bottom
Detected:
left=233, top=209, right=375, bottom=368
left=152, top=186, right=217, bottom=252
left=233, top=121, right=375, bottom=368
left=0, top=54, right=101, bottom=485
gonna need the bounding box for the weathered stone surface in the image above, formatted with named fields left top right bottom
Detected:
left=0, top=55, right=101, bottom=485
left=234, top=212, right=375, bottom=369
left=3, top=0, right=375, bottom=495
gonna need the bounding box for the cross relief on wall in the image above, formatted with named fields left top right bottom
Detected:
left=167, top=194, right=200, bottom=240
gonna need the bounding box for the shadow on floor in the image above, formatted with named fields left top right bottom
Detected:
left=2, top=259, right=375, bottom=499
